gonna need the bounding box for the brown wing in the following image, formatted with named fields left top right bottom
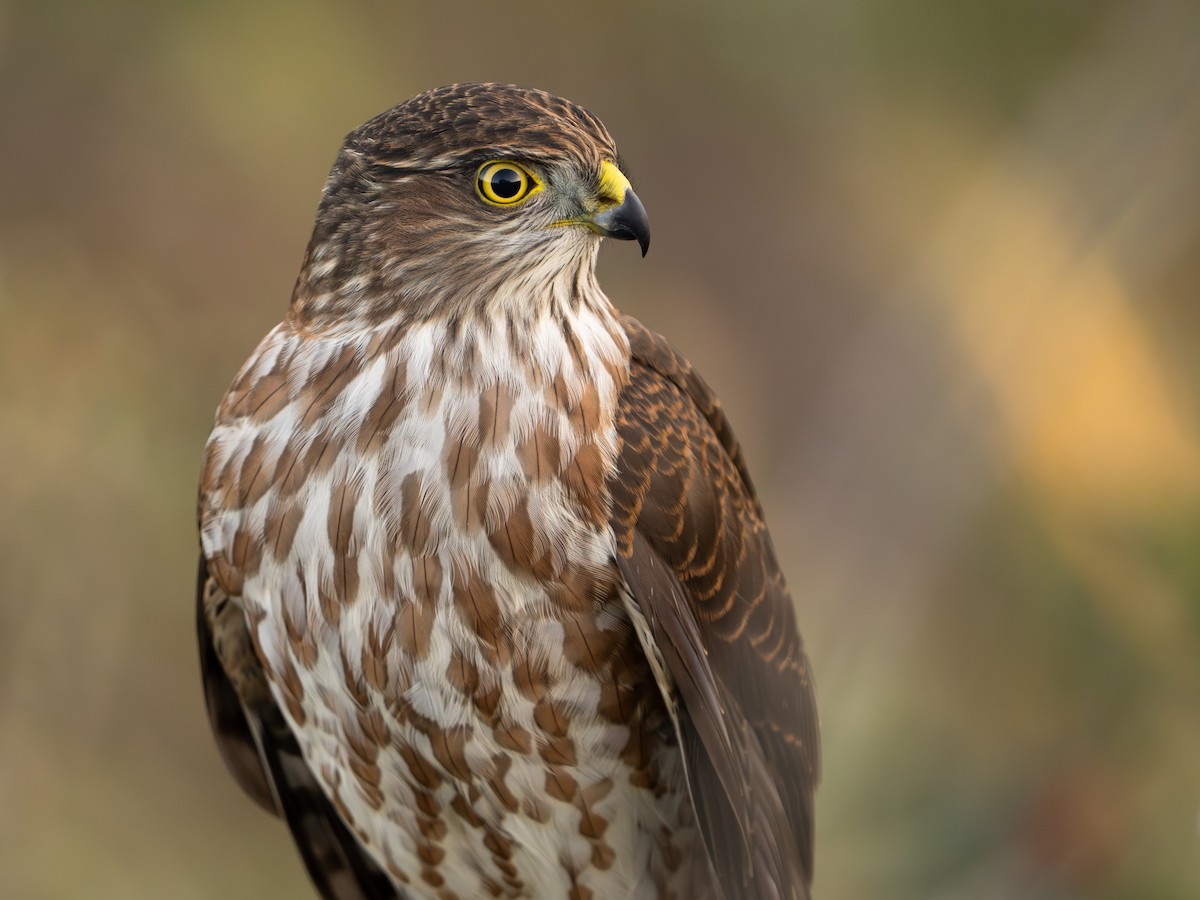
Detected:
left=196, top=557, right=402, bottom=900
left=609, top=317, right=819, bottom=900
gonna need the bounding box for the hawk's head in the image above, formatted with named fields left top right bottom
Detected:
left=291, top=83, right=649, bottom=329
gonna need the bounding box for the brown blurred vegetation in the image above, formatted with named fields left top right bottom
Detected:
left=2, top=1, right=1199, bottom=897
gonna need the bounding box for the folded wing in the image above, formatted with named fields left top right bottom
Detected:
left=609, top=317, right=820, bottom=900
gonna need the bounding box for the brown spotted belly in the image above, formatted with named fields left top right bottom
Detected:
left=251, top=555, right=705, bottom=899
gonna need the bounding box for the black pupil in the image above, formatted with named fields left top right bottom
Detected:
left=489, top=167, right=523, bottom=199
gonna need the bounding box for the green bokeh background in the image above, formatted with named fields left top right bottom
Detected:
left=2, top=2, right=1199, bottom=897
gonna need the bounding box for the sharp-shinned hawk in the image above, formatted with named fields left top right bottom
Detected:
left=196, top=82, right=819, bottom=900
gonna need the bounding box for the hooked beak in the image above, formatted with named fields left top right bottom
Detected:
left=586, top=160, right=651, bottom=256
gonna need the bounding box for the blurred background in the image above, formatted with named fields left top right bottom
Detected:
left=2, top=1, right=1198, bottom=897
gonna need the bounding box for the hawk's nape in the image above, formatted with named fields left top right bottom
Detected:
left=611, top=318, right=819, bottom=899
left=195, top=82, right=817, bottom=900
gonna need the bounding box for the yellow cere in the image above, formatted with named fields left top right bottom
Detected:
left=476, top=161, right=541, bottom=206
left=547, top=160, right=635, bottom=231
left=596, top=160, right=631, bottom=209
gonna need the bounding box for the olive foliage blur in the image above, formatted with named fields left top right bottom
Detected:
left=1, top=1, right=1198, bottom=898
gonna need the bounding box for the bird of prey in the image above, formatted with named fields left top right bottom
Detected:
left=197, top=83, right=818, bottom=900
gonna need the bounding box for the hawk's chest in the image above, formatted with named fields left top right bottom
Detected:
left=201, top=310, right=701, bottom=898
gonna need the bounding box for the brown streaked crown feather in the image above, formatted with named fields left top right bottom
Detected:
left=343, top=83, right=618, bottom=170
left=609, top=317, right=820, bottom=900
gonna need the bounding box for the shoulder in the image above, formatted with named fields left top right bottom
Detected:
left=616, top=313, right=762, bottom=514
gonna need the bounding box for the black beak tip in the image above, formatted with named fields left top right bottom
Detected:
left=630, top=230, right=649, bottom=257
left=608, top=222, right=650, bottom=256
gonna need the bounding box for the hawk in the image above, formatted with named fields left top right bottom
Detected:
left=197, top=83, right=818, bottom=900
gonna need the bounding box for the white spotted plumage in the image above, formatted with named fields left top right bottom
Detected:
left=200, top=277, right=704, bottom=898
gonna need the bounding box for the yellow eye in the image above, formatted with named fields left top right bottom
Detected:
left=476, top=161, right=539, bottom=206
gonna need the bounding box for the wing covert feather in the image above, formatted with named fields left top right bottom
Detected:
left=610, top=317, right=819, bottom=899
